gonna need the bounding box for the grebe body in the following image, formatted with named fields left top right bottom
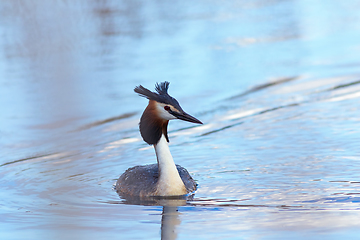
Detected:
left=116, top=82, right=202, bottom=197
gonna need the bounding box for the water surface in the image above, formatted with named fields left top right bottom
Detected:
left=1, top=1, right=360, bottom=239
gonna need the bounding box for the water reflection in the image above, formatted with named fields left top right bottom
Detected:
left=161, top=206, right=180, bottom=240
left=114, top=196, right=190, bottom=240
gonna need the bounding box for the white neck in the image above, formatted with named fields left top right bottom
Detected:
left=154, top=134, right=186, bottom=196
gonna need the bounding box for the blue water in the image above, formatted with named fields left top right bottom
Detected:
left=1, top=1, right=360, bottom=239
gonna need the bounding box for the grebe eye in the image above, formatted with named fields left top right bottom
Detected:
left=164, top=106, right=170, bottom=111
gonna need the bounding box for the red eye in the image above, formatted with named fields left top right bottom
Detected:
left=164, top=106, right=170, bottom=111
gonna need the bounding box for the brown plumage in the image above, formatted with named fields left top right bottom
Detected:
left=139, top=100, right=169, bottom=145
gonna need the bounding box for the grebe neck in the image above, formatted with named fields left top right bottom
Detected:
left=154, top=134, right=186, bottom=196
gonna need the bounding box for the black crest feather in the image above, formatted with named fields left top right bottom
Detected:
left=134, top=81, right=182, bottom=110
left=134, top=85, right=159, bottom=101
left=155, top=82, right=169, bottom=95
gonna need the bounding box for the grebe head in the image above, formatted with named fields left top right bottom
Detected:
left=134, top=81, right=202, bottom=145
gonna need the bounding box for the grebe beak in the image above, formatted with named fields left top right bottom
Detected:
left=171, top=110, right=203, bottom=124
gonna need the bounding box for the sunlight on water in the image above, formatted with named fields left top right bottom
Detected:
left=1, top=0, right=360, bottom=239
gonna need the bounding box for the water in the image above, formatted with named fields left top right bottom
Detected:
left=1, top=0, right=360, bottom=239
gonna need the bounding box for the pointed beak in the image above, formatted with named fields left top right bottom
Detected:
left=171, top=111, right=203, bottom=124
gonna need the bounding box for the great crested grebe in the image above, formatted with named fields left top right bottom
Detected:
left=116, top=81, right=202, bottom=197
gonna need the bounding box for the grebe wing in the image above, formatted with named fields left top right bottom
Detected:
left=116, top=164, right=158, bottom=197
left=176, top=165, right=197, bottom=193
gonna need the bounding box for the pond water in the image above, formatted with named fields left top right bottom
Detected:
left=1, top=0, right=360, bottom=239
